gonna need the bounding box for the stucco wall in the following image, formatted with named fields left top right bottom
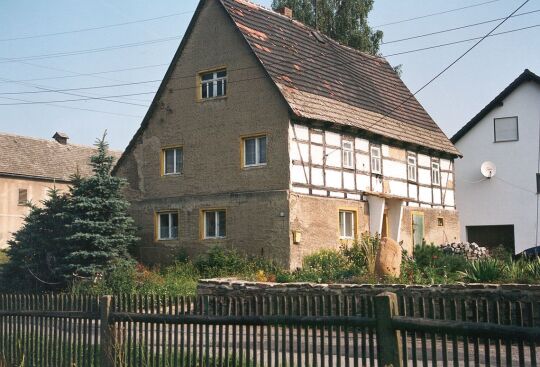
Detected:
left=115, top=0, right=292, bottom=265
left=400, top=206, right=460, bottom=253
left=454, top=81, right=540, bottom=253
left=289, top=193, right=369, bottom=269
left=0, top=176, right=70, bottom=248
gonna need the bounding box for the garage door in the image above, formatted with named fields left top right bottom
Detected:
left=466, top=225, right=515, bottom=252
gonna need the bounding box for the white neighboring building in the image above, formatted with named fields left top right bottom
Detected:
left=452, top=69, right=540, bottom=254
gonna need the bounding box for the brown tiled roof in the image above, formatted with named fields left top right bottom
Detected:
left=0, top=132, right=122, bottom=182
left=220, top=0, right=459, bottom=156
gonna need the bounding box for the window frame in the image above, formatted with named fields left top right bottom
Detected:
left=339, top=209, right=357, bottom=239
left=342, top=140, right=354, bottom=169
left=161, top=146, right=183, bottom=176
left=17, top=188, right=28, bottom=206
left=431, top=161, right=441, bottom=186
left=407, top=152, right=417, bottom=182
left=201, top=209, right=227, bottom=239
left=241, top=134, right=268, bottom=168
left=493, top=116, right=519, bottom=142
left=156, top=211, right=179, bottom=241
left=370, top=145, right=382, bottom=175
left=199, top=68, right=227, bottom=100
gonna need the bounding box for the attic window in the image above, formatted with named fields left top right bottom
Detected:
left=494, top=116, right=518, bottom=142
left=311, top=30, right=326, bottom=43
left=200, top=69, right=227, bottom=99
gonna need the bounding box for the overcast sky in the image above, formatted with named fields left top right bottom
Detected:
left=1, top=0, right=538, bottom=149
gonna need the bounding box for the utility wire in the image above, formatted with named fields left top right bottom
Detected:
left=384, top=23, right=540, bottom=57
left=374, top=0, right=502, bottom=28
left=1, top=21, right=537, bottom=100
left=0, top=10, right=194, bottom=42
left=382, top=9, right=540, bottom=44
left=363, top=0, right=531, bottom=138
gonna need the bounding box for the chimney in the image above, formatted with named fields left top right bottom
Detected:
left=277, top=6, right=293, bottom=18
left=53, top=132, right=69, bottom=145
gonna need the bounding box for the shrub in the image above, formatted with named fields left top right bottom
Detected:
left=413, top=243, right=443, bottom=268
left=341, top=233, right=380, bottom=275
left=459, top=258, right=505, bottom=283
left=300, top=249, right=353, bottom=283
left=194, top=247, right=250, bottom=278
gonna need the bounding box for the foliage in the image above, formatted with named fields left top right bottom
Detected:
left=341, top=233, right=380, bottom=275
left=62, top=133, right=138, bottom=279
left=297, top=249, right=353, bottom=283
left=5, top=189, right=70, bottom=289
left=490, top=244, right=513, bottom=262
left=459, top=258, right=505, bottom=283
left=271, top=0, right=383, bottom=55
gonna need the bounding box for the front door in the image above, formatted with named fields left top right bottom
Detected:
left=412, top=212, right=424, bottom=246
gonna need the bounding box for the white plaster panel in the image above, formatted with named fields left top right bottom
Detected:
left=440, top=159, right=452, bottom=171
left=382, top=159, right=407, bottom=179
left=311, top=132, right=323, bottom=144
left=343, top=172, right=355, bottom=190
left=312, top=189, right=327, bottom=196
left=291, top=164, right=308, bottom=184
left=355, top=138, right=369, bottom=152
left=293, top=124, right=309, bottom=141
left=408, top=202, right=420, bottom=207
left=408, top=184, right=418, bottom=200
left=444, top=190, right=455, bottom=206
left=330, top=191, right=345, bottom=198
left=382, top=144, right=390, bottom=157
left=418, top=154, right=431, bottom=167
left=290, top=139, right=300, bottom=161
left=296, top=142, right=309, bottom=162
left=311, top=144, right=324, bottom=165
left=311, top=167, right=324, bottom=186
left=419, top=186, right=432, bottom=203
left=356, top=153, right=370, bottom=172
left=433, top=188, right=442, bottom=204
left=326, top=169, right=342, bottom=189
left=325, top=131, right=341, bottom=146
left=441, top=172, right=453, bottom=186
left=326, top=148, right=342, bottom=167
left=292, top=186, right=310, bottom=194
left=388, top=180, right=408, bottom=197
left=348, top=193, right=361, bottom=200
left=418, top=168, right=431, bottom=185
left=420, top=203, right=431, bottom=208
left=372, top=176, right=383, bottom=192
left=357, top=174, right=370, bottom=191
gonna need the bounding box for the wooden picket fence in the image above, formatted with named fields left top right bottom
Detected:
left=0, top=291, right=539, bottom=366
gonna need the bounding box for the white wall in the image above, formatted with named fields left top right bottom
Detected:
left=454, top=81, right=540, bottom=253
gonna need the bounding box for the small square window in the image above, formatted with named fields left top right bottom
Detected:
left=342, top=141, right=354, bottom=169
left=339, top=210, right=356, bottom=239
left=158, top=212, right=178, bottom=240
left=370, top=146, right=381, bottom=174
left=203, top=210, right=226, bottom=239
left=200, top=69, right=227, bottom=99
left=162, top=147, right=183, bottom=175
left=437, top=217, right=444, bottom=227
left=18, top=189, right=28, bottom=206
left=243, top=135, right=267, bottom=167
left=494, top=117, right=518, bottom=142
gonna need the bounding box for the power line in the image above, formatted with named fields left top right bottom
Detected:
left=0, top=79, right=162, bottom=95
left=382, top=9, right=540, bottom=44
left=0, top=10, right=194, bottom=42
left=374, top=0, right=502, bottom=28
left=0, top=91, right=157, bottom=106
left=384, top=23, right=540, bottom=57
left=365, top=0, right=531, bottom=140
left=0, top=35, right=182, bottom=64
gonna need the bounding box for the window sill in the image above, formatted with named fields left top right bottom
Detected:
left=243, top=163, right=267, bottom=170
left=197, top=96, right=228, bottom=103
left=156, top=238, right=179, bottom=242
left=162, top=173, right=183, bottom=177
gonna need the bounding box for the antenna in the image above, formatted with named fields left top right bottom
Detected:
left=480, top=161, right=497, bottom=178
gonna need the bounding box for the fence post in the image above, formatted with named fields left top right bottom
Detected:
left=100, top=295, right=114, bottom=367
left=375, top=292, right=403, bottom=367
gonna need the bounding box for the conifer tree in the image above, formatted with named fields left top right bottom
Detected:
left=62, top=133, right=138, bottom=278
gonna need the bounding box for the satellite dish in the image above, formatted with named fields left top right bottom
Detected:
left=481, top=161, right=497, bottom=178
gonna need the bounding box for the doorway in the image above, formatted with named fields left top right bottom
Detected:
left=412, top=212, right=424, bottom=246
left=466, top=225, right=515, bottom=253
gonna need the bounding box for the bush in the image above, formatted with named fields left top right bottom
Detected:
left=194, top=247, right=250, bottom=278
left=459, top=258, right=505, bottom=283
left=341, top=233, right=380, bottom=275
left=299, top=249, right=353, bottom=283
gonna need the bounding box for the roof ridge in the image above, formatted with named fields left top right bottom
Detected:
left=0, top=131, right=122, bottom=153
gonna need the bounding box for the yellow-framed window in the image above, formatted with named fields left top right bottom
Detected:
left=339, top=209, right=357, bottom=239
left=161, top=147, right=183, bottom=176
left=201, top=209, right=227, bottom=239
left=199, top=69, right=227, bottom=99
left=156, top=211, right=179, bottom=240
left=242, top=134, right=267, bottom=168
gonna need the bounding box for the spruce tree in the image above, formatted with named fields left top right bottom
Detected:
left=5, top=189, right=70, bottom=288
left=62, top=134, right=137, bottom=278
